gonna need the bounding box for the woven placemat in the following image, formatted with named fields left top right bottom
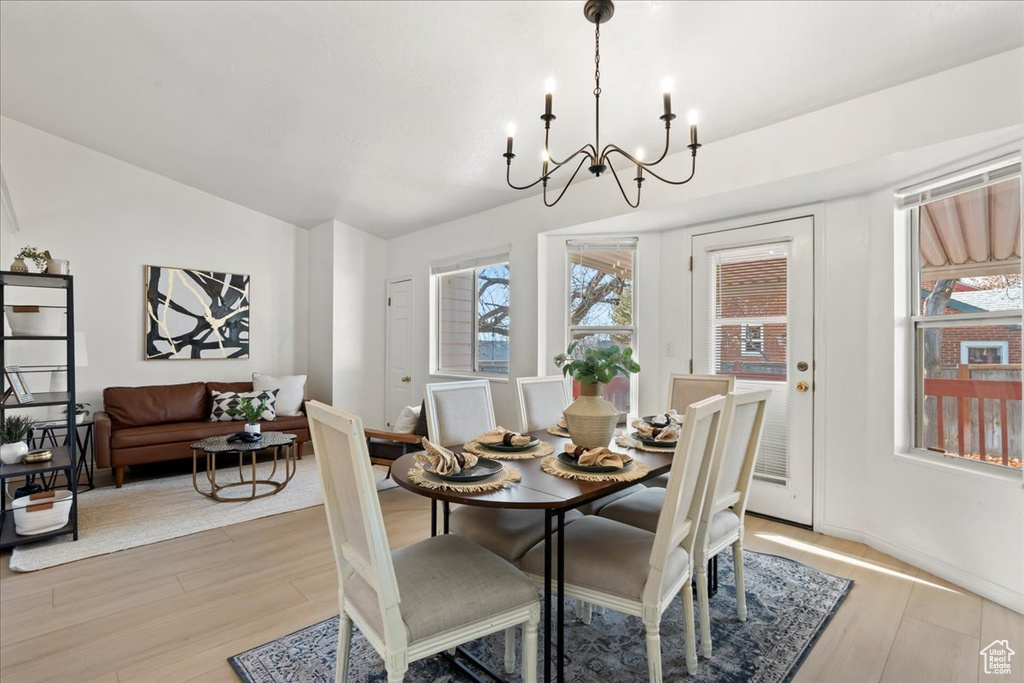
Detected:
left=616, top=433, right=676, bottom=454
left=407, top=464, right=522, bottom=493
left=463, top=440, right=555, bottom=460
left=540, top=455, right=650, bottom=483
left=546, top=425, right=571, bottom=437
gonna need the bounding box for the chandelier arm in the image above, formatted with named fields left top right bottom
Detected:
left=543, top=156, right=590, bottom=207
left=547, top=144, right=599, bottom=168
left=633, top=153, right=698, bottom=186
left=599, top=126, right=671, bottom=168
left=606, top=159, right=641, bottom=208
left=506, top=163, right=546, bottom=191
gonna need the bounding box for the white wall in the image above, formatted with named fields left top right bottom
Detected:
left=305, top=219, right=387, bottom=426
left=386, top=49, right=1024, bottom=610
left=0, top=117, right=309, bottom=411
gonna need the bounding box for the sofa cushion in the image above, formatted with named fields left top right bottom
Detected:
left=104, top=382, right=208, bottom=429
left=111, top=415, right=310, bottom=450
left=209, top=389, right=279, bottom=422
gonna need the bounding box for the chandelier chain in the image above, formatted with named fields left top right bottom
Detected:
left=593, top=22, right=601, bottom=97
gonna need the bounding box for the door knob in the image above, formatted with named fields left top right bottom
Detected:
left=796, top=381, right=809, bottom=393
left=401, top=376, right=411, bottom=383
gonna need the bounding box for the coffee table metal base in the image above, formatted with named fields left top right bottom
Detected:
left=191, top=441, right=297, bottom=502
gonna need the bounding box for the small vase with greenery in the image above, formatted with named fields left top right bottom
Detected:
left=554, top=341, right=641, bottom=448
left=64, top=403, right=91, bottom=425
left=1, top=414, right=35, bottom=464
left=228, top=397, right=268, bottom=435
left=13, top=246, right=49, bottom=273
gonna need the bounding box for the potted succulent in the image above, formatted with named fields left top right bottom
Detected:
left=1, top=414, right=35, bottom=465
left=554, top=341, right=641, bottom=448
left=227, top=396, right=269, bottom=435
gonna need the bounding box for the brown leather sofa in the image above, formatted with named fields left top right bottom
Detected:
left=95, top=381, right=310, bottom=488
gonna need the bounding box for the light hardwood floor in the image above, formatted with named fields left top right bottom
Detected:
left=1, top=483, right=1020, bottom=683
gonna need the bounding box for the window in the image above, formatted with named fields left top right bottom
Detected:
left=741, top=324, right=764, bottom=357
left=431, top=247, right=510, bottom=377
left=902, top=159, right=1022, bottom=470
left=567, top=239, right=637, bottom=414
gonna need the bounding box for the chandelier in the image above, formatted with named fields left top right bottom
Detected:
left=503, top=0, right=701, bottom=208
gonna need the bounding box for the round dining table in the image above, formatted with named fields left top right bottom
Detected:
left=391, top=428, right=675, bottom=683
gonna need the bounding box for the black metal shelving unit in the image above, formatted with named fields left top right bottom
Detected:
left=0, top=270, right=78, bottom=549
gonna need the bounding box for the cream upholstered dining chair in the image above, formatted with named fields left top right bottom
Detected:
left=424, top=380, right=496, bottom=447
left=306, top=400, right=540, bottom=683
left=599, top=390, right=769, bottom=660
left=520, top=395, right=728, bottom=681
left=645, top=373, right=736, bottom=489
left=516, top=375, right=570, bottom=433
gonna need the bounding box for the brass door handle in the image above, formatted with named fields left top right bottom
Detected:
left=796, top=381, right=810, bottom=393
left=401, top=376, right=411, bottom=383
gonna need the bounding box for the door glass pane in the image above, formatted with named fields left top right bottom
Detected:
left=916, top=322, right=1023, bottom=469
left=708, top=242, right=791, bottom=484
left=569, top=331, right=633, bottom=414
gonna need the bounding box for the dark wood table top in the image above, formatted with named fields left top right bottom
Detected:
left=390, top=429, right=674, bottom=510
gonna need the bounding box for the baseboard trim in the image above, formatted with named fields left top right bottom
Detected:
left=816, top=521, right=1024, bottom=615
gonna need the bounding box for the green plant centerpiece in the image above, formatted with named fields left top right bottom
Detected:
left=554, top=341, right=641, bottom=449
left=227, top=396, right=268, bottom=435
left=1, top=414, right=35, bottom=464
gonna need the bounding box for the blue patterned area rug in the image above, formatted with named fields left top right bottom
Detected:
left=229, top=549, right=851, bottom=682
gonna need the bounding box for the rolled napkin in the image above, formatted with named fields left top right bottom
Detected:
left=475, top=427, right=533, bottom=447
left=649, top=410, right=683, bottom=427
left=415, top=437, right=479, bottom=475
left=631, top=419, right=681, bottom=442
left=563, top=442, right=630, bottom=469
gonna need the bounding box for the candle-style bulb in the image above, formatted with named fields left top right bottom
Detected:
left=506, top=122, right=516, bottom=137
left=545, top=77, right=557, bottom=94
left=688, top=109, right=699, bottom=126
left=635, top=148, right=645, bottom=162
left=505, top=123, right=515, bottom=156
left=662, top=79, right=673, bottom=118
left=661, top=77, right=672, bottom=94
left=688, top=109, right=699, bottom=147
left=544, top=77, right=555, bottom=118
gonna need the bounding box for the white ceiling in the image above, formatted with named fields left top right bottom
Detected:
left=1, top=1, right=1022, bottom=238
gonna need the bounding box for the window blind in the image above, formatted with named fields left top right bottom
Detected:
left=708, top=241, right=791, bottom=485
left=430, top=244, right=511, bottom=276
left=896, top=158, right=1021, bottom=210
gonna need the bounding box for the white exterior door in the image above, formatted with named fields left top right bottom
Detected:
left=692, top=217, right=815, bottom=525
left=385, top=278, right=414, bottom=426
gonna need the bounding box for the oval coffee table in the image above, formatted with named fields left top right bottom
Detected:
left=190, top=431, right=298, bottom=502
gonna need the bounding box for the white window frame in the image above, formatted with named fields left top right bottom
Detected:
left=903, top=157, right=1022, bottom=472
left=430, top=246, right=510, bottom=380
left=566, top=238, right=639, bottom=416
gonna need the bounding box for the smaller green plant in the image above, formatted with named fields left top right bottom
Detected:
left=227, top=397, right=268, bottom=425
left=64, top=403, right=91, bottom=417
left=554, top=341, right=641, bottom=384
left=1, top=415, right=35, bottom=444
left=15, top=246, right=48, bottom=271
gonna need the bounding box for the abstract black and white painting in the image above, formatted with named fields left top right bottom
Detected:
left=144, top=266, right=250, bottom=360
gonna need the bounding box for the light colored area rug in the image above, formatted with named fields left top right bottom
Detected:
left=9, top=458, right=397, bottom=572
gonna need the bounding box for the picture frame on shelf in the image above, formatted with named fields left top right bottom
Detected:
left=2, top=365, right=34, bottom=404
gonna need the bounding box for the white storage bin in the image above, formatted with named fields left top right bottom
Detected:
left=11, top=489, right=73, bottom=535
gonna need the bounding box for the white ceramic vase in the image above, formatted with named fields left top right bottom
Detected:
left=244, top=422, right=261, bottom=436
left=562, top=383, right=620, bottom=449
left=0, top=441, right=29, bottom=465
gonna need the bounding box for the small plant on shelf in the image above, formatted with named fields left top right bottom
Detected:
left=63, top=403, right=91, bottom=424
left=0, top=414, right=34, bottom=444
left=15, top=247, right=49, bottom=272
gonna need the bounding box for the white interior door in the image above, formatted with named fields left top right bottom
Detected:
left=385, top=278, right=413, bottom=427
left=692, top=217, right=815, bottom=525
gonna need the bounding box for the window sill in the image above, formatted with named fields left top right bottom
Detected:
left=895, top=448, right=1023, bottom=484
left=429, top=371, right=510, bottom=384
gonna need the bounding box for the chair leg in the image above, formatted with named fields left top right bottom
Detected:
left=504, top=626, right=517, bottom=673
left=734, top=540, right=747, bottom=621
left=582, top=601, right=593, bottom=625
left=523, top=611, right=539, bottom=683
left=644, top=620, right=663, bottom=683
left=386, top=669, right=407, bottom=683
left=696, top=560, right=712, bottom=658
left=336, top=613, right=352, bottom=683
left=682, top=578, right=698, bottom=675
